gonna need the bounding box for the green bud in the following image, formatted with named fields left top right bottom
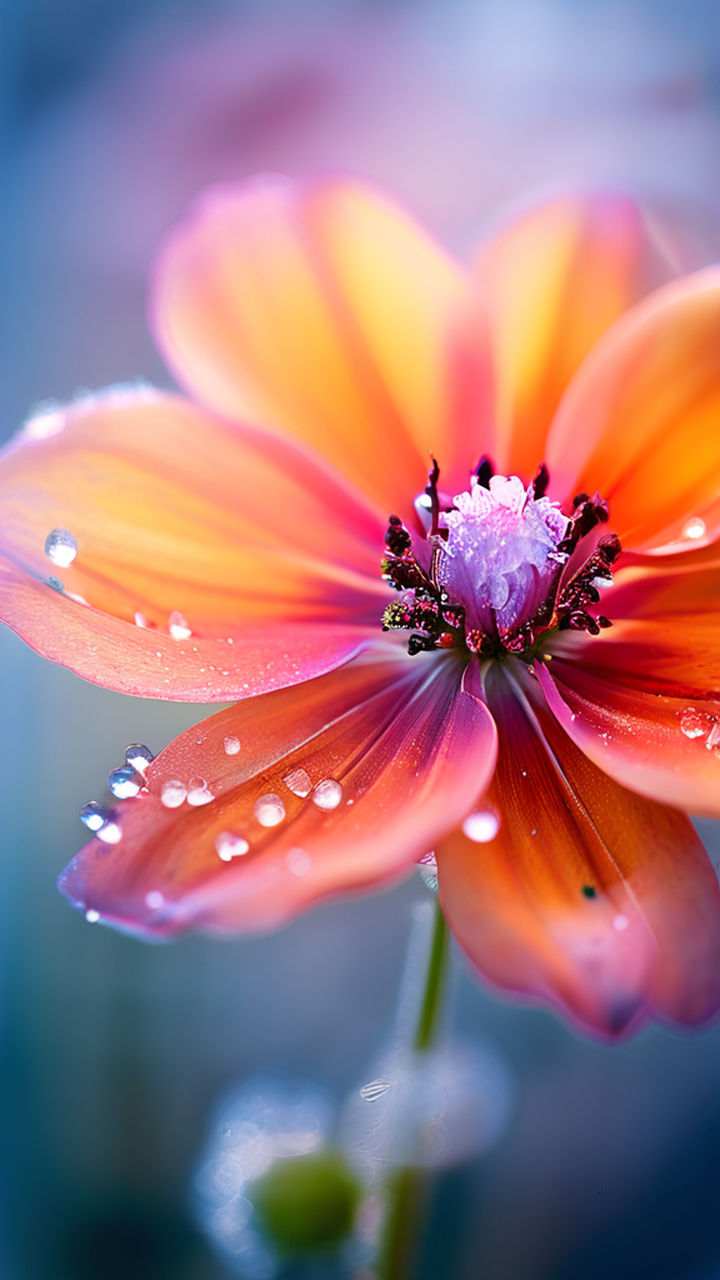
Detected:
left=249, top=1150, right=362, bottom=1255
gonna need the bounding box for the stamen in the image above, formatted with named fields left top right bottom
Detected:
left=425, top=457, right=442, bottom=537
left=531, top=462, right=550, bottom=500
left=473, top=455, right=494, bottom=489
left=379, top=461, right=619, bottom=659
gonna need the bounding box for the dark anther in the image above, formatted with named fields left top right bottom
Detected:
left=581, top=884, right=598, bottom=899
left=425, top=457, right=441, bottom=536
left=385, top=515, right=411, bottom=556
left=559, top=494, right=612, bottom=555
left=473, top=455, right=494, bottom=488
left=408, top=633, right=437, bottom=656
left=597, top=532, right=622, bottom=564
left=532, top=462, right=550, bottom=500
left=597, top=616, right=613, bottom=629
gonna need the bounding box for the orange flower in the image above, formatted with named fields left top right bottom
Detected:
left=2, top=180, right=720, bottom=1038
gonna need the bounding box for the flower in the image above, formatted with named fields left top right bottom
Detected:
left=2, top=179, right=720, bottom=1039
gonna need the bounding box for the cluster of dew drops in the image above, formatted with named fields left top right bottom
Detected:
left=44, top=526, right=194, bottom=642
left=78, top=731, right=346, bottom=910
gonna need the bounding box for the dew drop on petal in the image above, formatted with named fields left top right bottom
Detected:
left=80, top=800, right=107, bottom=832
left=187, top=777, right=215, bottom=806
left=679, top=708, right=711, bottom=740
left=254, top=793, right=286, bottom=827
left=462, top=809, right=500, bottom=843
left=125, top=743, right=154, bottom=775
left=134, top=611, right=149, bottom=628
left=223, top=736, right=240, bottom=756
left=283, top=766, right=312, bottom=798
left=312, top=779, right=343, bottom=810
left=44, top=527, right=78, bottom=567
left=418, top=851, right=438, bottom=893
left=96, top=815, right=122, bottom=845
left=161, top=779, right=187, bottom=809
left=682, top=516, right=706, bottom=541
left=108, top=765, right=142, bottom=799
left=286, top=847, right=312, bottom=876
left=85, top=908, right=100, bottom=924
left=168, top=610, right=192, bottom=640
left=706, top=722, right=720, bottom=754
left=215, top=831, right=250, bottom=861
left=360, top=1078, right=392, bottom=1102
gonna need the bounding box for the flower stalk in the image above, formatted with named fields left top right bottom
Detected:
left=376, top=899, right=451, bottom=1280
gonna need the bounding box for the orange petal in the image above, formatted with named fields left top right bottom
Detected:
left=437, top=663, right=720, bottom=1038
left=59, top=651, right=497, bottom=935
left=152, top=178, right=489, bottom=515
left=600, top=555, right=720, bottom=619
left=546, top=267, right=720, bottom=549
left=473, top=194, right=671, bottom=480
left=0, top=388, right=386, bottom=699
left=537, top=626, right=720, bottom=817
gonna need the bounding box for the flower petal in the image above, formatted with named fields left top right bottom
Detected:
left=473, top=194, right=671, bottom=480
left=0, top=388, right=387, bottom=699
left=538, top=603, right=720, bottom=818
left=546, top=267, right=720, bottom=549
left=59, top=651, right=497, bottom=935
left=437, top=663, right=720, bottom=1038
left=152, top=178, right=488, bottom=514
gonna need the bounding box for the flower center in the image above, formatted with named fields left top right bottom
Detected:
left=381, top=457, right=621, bottom=659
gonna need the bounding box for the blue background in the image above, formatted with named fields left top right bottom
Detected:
left=3, top=2, right=720, bottom=1275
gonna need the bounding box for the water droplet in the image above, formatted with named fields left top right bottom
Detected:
left=44, top=527, right=78, bottom=568
left=125, top=743, right=154, bottom=775
left=96, top=815, right=122, bottom=845
left=286, top=847, right=311, bottom=876
left=47, top=575, right=64, bottom=592
left=312, top=778, right=343, bottom=810
left=254, top=793, right=286, bottom=827
left=80, top=800, right=107, bottom=832
left=145, top=890, right=165, bottom=910
left=168, top=610, right=192, bottom=640
left=706, top=722, right=720, bottom=754
left=613, top=913, right=629, bottom=931
left=134, top=611, right=149, bottom=628
left=418, top=851, right=438, bottom=893
left=187, top=777, right=215, bottom=806
left=223, top=735, right=241, bottom=756
left=283, top=766, right=312, bottom=798
left=360, top=1078, right=392, bottom=1102
left=462, top=809, right=500, bottom=843
left=24, top=404, right=65, bottom=440
left=680, top=708, right=711, bottom=740
left=161, top=779, right=187, bottom=809
left=85, top=908, right=100, bottom=924
left=108, top=765, right=142, bottom=799
left=682, top=516, right=706, bottom=541
left=215, top=831, right=250, bottom=861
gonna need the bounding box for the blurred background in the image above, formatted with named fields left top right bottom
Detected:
left=3, top=1, right=720, bottom=1276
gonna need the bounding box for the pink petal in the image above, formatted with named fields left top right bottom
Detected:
left=59, top=650, right=497, bottom=935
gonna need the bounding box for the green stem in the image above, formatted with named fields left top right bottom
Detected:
left=377, top=900, right=451, bottom=1280
left=413, top=903, right=450, bottom=1053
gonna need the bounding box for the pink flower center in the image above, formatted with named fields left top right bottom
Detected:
left=435, top=475, right=569, bottom=638
left=381, top=458, right=621, bottom=659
